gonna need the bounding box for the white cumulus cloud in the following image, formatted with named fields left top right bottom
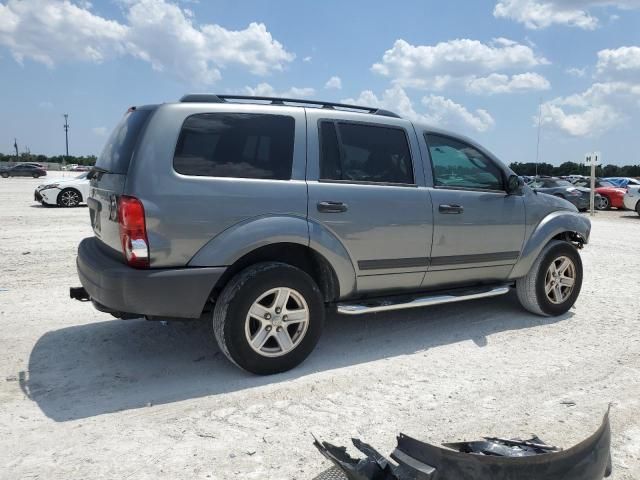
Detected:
left=343, top=86, right=495, bottom=133
left=539, top=81, right=640, bottom=136
left=466, top=72, right=550, bottom=95
left=371, top=38, right=548, bottom=93
left=540, top=45, right=640, bottom=136
left=324, top=76, right=342, bottom=89
left=565, top=67, right=586, bottom=77
left=596, top=46, right=640, bottom=78
left=0, top=0, right=128, bottom=66
left=0, top=0, right=294, bottom=85
left=494, top=0, right=640, bottom=30
left=243, top=83, right=315, bottom=98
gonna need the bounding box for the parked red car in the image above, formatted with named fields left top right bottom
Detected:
left=572, top=178, right=627, bottom=209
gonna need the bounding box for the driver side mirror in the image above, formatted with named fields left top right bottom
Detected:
left=506, top=174, right=522, bottom=194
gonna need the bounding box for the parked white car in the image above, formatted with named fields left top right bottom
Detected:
left=623, top=185, right=640, bottom=216
left=34, top=173, right=90, bottom=207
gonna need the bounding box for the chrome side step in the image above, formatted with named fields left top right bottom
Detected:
left=336, top=285, right=511, bottom=315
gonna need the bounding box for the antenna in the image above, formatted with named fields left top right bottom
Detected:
left=535, top=98, right=542, bottom=177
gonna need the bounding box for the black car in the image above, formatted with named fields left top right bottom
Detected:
left=0, top=164, right=47, bottom=178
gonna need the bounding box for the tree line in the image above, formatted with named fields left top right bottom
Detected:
left=0, top=152, right=97, bottom=166
left=509, top=161, right=640, bottom=177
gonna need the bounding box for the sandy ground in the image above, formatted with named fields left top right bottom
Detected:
left=0, top=175, right=638, bottom=480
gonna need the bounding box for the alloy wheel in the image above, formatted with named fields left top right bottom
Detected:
left=544, top=256, right=576, bottom=305
left=245, top=287, right=310, bottom=358
left=60, top=190, right=80, bottom=207
left=596, top=196, right=609, bottom=210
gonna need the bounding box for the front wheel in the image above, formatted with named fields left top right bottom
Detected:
left=516, top=240, right=583, bottom=316
left=1, top=172, right=9, bottom=178
left=213, top=262, right=325, bottom=375
left=58, top=188, right=81, bottom=207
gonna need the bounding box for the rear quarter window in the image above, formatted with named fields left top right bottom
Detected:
left=96, top=109, right=152, bottom=174
left=173, top=113, right=295, bottom=180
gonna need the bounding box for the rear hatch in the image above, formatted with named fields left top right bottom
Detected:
left=88, top=107, right=154, bottom=259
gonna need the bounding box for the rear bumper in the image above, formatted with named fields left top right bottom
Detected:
left=76, top=237, right=226, bottom=318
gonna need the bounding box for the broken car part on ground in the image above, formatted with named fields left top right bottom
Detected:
left=313, top=409, right=611, bottom=480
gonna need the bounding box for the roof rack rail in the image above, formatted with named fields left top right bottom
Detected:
left=179, top=94, right=401, bottom=118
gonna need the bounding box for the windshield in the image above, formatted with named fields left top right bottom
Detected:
left=75, top=172, right=88, bottom=180
left=95, top=109, right=152, bottom=174
left=598, top=181, right=615, bottom=187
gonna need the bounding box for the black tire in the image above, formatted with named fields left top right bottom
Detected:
left=57, top=188, right=82, bottom=207
left=213, top=262, right=325, bottom=375
left=32, top=173, right=40, bottom=178
left=1, top=172, right=9, bottom=178
left=636, top=201, right=640, bottom=217
left=516, top=240, right=583, bottom=317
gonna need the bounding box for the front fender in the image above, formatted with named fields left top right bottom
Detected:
left=509, top=211, right=591, bottom=279
left=188, top=215, right=357, bottom=298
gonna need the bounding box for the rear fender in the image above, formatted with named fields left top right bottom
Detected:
left=188, top=215, right=357, bottom=298
left=509, top=211, right=590, bottom=279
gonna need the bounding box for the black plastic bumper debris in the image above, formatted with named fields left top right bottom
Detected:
left=313, top=409, right=612, bottom=480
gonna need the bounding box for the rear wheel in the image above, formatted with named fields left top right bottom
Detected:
left=1, top=172, right=8, bottom=178
left=636, top=201, right=640, bottom=217
left=58, top=188, right=81, bottom=207
left=516, top=240, right=583, bottom=316
left=32, top=173, right=40, bottom=178
left=213, top=262, right=325, bottom=375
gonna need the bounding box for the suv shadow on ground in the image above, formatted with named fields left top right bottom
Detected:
left=21, top=292, right=573, bottom=422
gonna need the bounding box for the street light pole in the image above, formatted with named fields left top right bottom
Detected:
left=63, top=114, right=69, bottom=168
left=535, top=98, right=542, bottom=177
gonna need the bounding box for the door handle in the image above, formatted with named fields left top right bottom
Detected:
left=317, top=201, right=348, bottom=213
left=439, top=204, right=464, bottom=214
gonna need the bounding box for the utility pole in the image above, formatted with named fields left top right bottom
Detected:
left=63, top=114, right=70, bottom=168
left=535, top=98, right=542, bottom=177
left=13, top=138, right=19, bottom=161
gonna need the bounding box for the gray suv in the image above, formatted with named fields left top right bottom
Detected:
left=72, top=94, right=591, bottom=374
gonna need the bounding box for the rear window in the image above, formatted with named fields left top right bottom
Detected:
left=96, top=109, right=152, bottom=174
left=173, top=113, right=295, bottom=180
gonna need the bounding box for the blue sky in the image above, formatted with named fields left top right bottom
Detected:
left=1, top=0, right=639, bottom=165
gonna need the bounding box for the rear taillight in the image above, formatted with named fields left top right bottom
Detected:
left=118, top=195, right=149, bottom=268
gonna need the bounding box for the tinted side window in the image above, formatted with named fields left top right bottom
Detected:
left=425, top=134, right=504, bottom=191
left=174, top=113, right=295, bottom=180
left=319, top=121, right=414, bottom=184
left=97, top=109, right=152, bottom=174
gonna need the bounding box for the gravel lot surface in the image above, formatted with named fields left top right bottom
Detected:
left=1, top=176, right=639, bottom=479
